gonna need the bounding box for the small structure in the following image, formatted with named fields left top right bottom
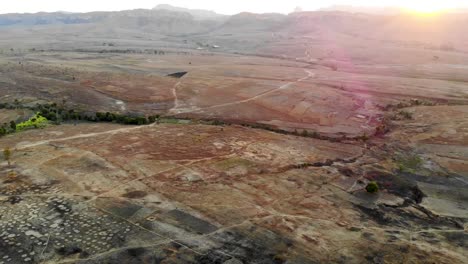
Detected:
left=167, top=72, right=188, bottom=78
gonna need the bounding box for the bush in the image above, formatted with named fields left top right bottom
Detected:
left=366, top=181, right=379, bottom=193
left=357, top=133, right=369, bottom=141
left=9, top=121, right=16, bottom=130
left=16, top=113, right=48, bottom=131
left=0, top=127, right=7, bottom=136
left=3, top=147, right=11, bottom=165
left=375, top=123, right=390, bottom=136
left=148, top=115, right=159, bottom=123
left=398, top=111, right=413, bottom=120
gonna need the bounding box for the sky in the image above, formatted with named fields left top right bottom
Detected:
left=1, top=0, right=467, bottom=14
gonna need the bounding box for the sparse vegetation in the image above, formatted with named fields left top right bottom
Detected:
left=3, top=147, right=11, bottom=166
left=384, top=99, right=437, bottom=111
left=0, top=100, right=383, bottom=144
left=357, top=133, right=370, bottom=142
left=6, top=170, right=17, bottom=181
left=148, top=115, right=160, bottom=123
left=398, top=111, right=413, bottom=120
left=0, top=6, right=467, bottom=264
left=396, top=154, right=423, bottom=173
left=0, top=126, right=7, bottom=136
left=374, top=118, right=391, bottom=136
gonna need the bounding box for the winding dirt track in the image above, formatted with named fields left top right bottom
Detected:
left=171, top=69, right=315, bottom=114
left=14, top=123, right=158, bottom=150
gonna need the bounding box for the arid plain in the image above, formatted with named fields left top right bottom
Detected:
left=0, top=8, right=467, bottom=264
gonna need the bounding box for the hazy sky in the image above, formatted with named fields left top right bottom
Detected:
left=1, top=0, right=467, bottom=14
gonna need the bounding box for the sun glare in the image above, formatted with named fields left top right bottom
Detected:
left=402, top=1, right=453, bottom=15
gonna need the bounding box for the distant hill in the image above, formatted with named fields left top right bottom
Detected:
left=319, top=5, right=405, bottom=15
left=219, top=12, right=286, bottom=33
left=0, top=12, right=94, bottom=26
left=321, top=5, right=468, bottom=15
left=0, top=9, right=222, bottom=34
left=0, top=8, right=467, bottom=54
left=153, top=4, right=226, bottom=20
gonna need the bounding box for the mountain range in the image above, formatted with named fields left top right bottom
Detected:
left=0, top=4, right=467, bottom=56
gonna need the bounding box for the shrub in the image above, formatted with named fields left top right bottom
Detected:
left=6, top=171, right=17, bottom=181
left=212, top=119, right=225, bottom=126
left=136, top=117, right=148, bottom=125
left=375, top=123, right=390, bottom=136
left=0, top=127, right=7, bottom=136
left=399, top=111, right=413, bottom=120
left=357, top=133, right=369, bottom=141
left=366, top=181, right=379, bottom=193
left=310, top=131, right=320, bottom=138
left=3, top=147, right=12, bottom=166
left=9, top=121, right=16, bottom=130
left=148, top=115, right=158, bottom=123
left=16, top=113, right=48, bottom=131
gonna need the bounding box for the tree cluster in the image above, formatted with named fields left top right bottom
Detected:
left=31, top=103, right=159, bottom=125
left=0, top=102, right=161, bottom=134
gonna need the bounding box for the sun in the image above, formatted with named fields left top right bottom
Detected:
left=401, top=1, right=453, bottom=15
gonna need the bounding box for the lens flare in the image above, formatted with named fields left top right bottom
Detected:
left=401, top=1, right=454, bottom=15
